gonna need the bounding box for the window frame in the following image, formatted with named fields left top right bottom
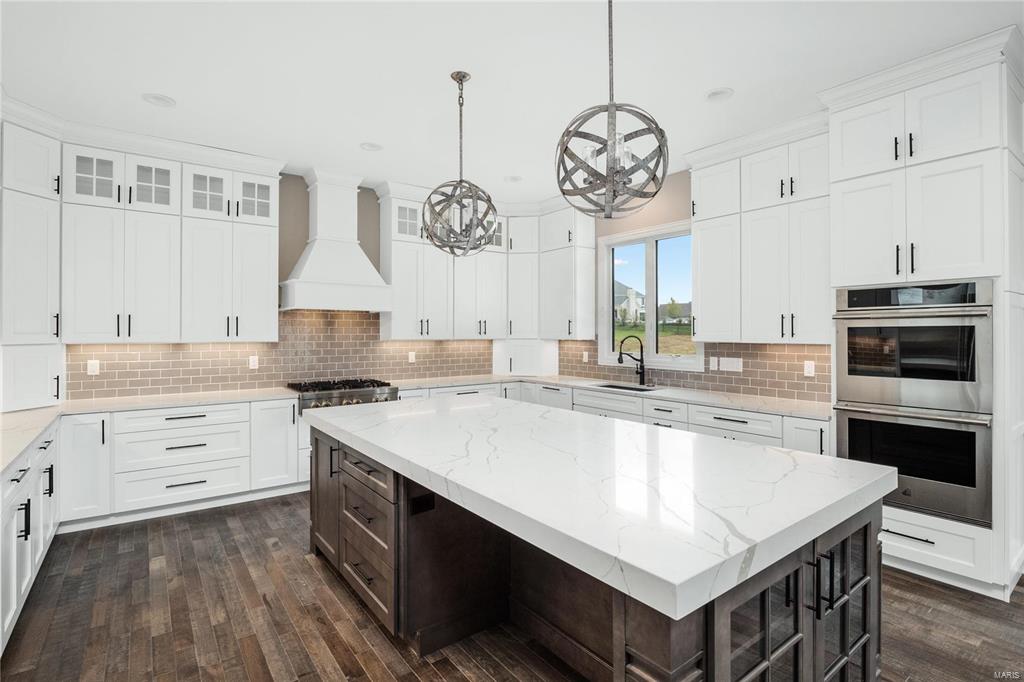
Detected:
left=596, top=219, right=703, bottom=372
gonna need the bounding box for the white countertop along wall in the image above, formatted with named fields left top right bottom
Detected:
left=303, top=395, right=894, bottom=620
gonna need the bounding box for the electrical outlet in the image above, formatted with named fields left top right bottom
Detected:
left=408, top=351, right=416, bottom=363
left=804, top=360, right=815, bottom=377
left=720, top=357, right=743, bottom=372
left=248, top=355, right=259, bottom=370
left=583, top=351, right=589, bottom=363
left=709, top=357, right=719, bottom=371
left=87, top=359, right=100, bottom=376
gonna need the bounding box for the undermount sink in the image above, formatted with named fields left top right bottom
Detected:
left=595, top=383, right=657, bottom=392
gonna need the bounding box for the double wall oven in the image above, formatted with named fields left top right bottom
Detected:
left=834, top=280, right=993, bottom=527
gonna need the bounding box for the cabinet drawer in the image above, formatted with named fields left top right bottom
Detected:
left=113, top=402, right=250, bottom=433
left=340, top=446, right=396, bottom=503
left=428, top=383, right=501, bottom=397
left=572, top=405, right=644, bottom=423
left=687, top=404, right=782, bottom=439
left=341, top=535, right=397, bottom=634
left=113, top=422, right=250, bottom=473
left=645, top=416, right=688, bottom=430
left=688, top=424, right=782, bottom=446
left=342, top=473, right=396, bottom=568
left=880, top=506, right=992, bottom=581
left=113, top=457, right=250, bottom=512
left=643, top=399, right=687, bottom=422
left=2, top=423, right=58, bottom=506
left=572, top=389, right=643, bottom=415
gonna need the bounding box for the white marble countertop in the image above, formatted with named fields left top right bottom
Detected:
left=392, top=374, right=833, bottom=421
left=303, top=395, right=895, bottom=620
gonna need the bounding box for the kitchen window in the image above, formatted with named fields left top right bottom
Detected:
left=597, top=221, right=702, bottom=371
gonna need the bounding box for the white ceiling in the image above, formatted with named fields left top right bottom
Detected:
left=3, top=1, right=1021, bottom=203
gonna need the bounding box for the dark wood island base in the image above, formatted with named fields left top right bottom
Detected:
left=311, top=430, right=883, bottom=681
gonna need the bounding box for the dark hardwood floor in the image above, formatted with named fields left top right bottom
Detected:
left=1, top=492, right=1021, bottom=681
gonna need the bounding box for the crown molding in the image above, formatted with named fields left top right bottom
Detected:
left=2, top=95, right=285, bottom=177
left=681, top=110, right=829, bottom=170
left=302, top=169, right=363, bottom=189
left=818, top=25, right=1024, bottom=112
left=371, top=180, right=433, bottom=203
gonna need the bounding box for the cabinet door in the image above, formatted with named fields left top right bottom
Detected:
left=789, top=134, right=830, bottom=201
left=741, top=206, right=790, bottom=342
left=1, top=497, right=25, bottom=640
left=905, top=149, right=1002, bottom=281
left=537, top=208, right=574, bottom=251
left=233, top=172, right=279, bottom=226
left=124, top=211, right=180, bottom=341
left=59, top=413, right=112, bottom=521
left=125, top=154, right=180, bottom=215
left=420, top=245, right=452, bottom=339
left=788, top=197, right=832, bottom=344
left=782, top=417, right=829, bottom=455
left=251, top=399, right=298, bottom=490
left=508, top=216, right=539, bottom=252
left=453, top=256, right=480, bottom=338
left=311, top=431, right=341, bottom=569
left=538, top=247, right=574, bottom=339
left=389, top=199, right=423, bottom=242
left=62, top=144, right=124, bottom=208
left=692, top=214, right=741, bottom=341
left=500, top=383, right=522, bottom=400
left=232, top=224, right=279, bottom=341
left=741, top=144, right=789, bottom=211
left=387, top=241, right=423, bottom=339
left=477, top=251, right=507, bottom=338
left=520, top=383, right=540, bottom=404
left=2, top=123, right=60, bottom=199
left=829, top=169, right=906, bottom=287
left=182, top=164, right=232, bottom=220
left=829, top=94, right=905, bottom=181
left=1, top=191, right=60, bottom=343
left=1, top=344, right=63, bottom=411
left=62, top=204, right=125, bottom=342
left=535, top=384, right=572, bottom=410
left=508, top=252, right=539, bottom=338
left=38, top=445, right=59, bottom=547
left=571, top=247, right=596, bottom=339
left=181, top=217, right=233, bottom=341
left=483, top=215, right=507, bottom=252
left=691, top=159, right=740, bottom=220
left=904, top=64, right=1001, bottom=166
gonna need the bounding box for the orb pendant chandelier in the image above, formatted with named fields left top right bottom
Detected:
left=423, top=71, right=498, bottom=257
left=556, top=0, right=669, bottom=219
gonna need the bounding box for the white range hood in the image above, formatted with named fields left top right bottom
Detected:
left=279, top=170, right=392, bottom=311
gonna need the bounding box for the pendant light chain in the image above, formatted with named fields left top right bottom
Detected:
left=607, top=0, right=614, bottom=103
left=458, top=79, right=465, bottom=181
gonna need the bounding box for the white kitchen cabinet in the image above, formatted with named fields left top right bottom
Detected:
left=507, top=253, right=539, bottom=338
left=688, top=424, right=782, bottom=446
left=384, top=198, right=424, bottom=242
left=538, top=246, right=595, bottom=340
left=904, top=64, right=1001, bottom=166
left=61, top=204, right=124, bottom=342
left=62, top=143, right=124, bottom=208
left=829, top=94, right=905, bottom=181
left=905, top=149, right=1003, bottom=281
left=125, top=154, right=180, bottom=215
left=420, top=245, right=453, bottom=339
left=382, top=240, right=453, bottom=340
left=233, top=172, right=279, bottom=227
left=397, top=388, right=428, bottom=401
left=124, top=211, right=181, bottom=341
left=59, top=412, right=112, bottom=522
left=538, top=207, right=595, bottom=251
left=500, top=383, right=522, bottom=400
left=1, top=487, right=33, bottom=645
left=483, top=214, right=507, bottom=251
left=782, top=417, right=831, bottom=455
left=691, top=159, right=740, bottom=220
left=34, top=442, right=58, bottom=569
left=250, top=399, right=298, bottom=490
left=830, top=169, right=907, bottom=287
left=1, top=190, right=60, bottom=343
left=787, top=134, right=830, bottom=201
left=2, top=123, right=60, bottom=199
left=428, top=384, right=501, bottom=398
left=0, top=344, right=63, bottom=411
left=182, top=217, right=233, bottom=340
left=787, top=198, right=832, bottom=344
left=519, top=383, right=540, bottom=404
left=232, top=224, right=279, bottom=341
left=493, top=339, right=559, bottom=376
left=741, top=145, right=790, bottom=211
left=692, top=214, right=741, bottom=341
left=454, top=251, right=507, bottom=338
left=573, top=404, right=644, bottom=423
left=535, top=384, right=573, bottom=410
left=508, top=216, right=539, bottom=252
left=741, top=205, right=790, bottom=342
left=183, top=164, right=232, bottom=220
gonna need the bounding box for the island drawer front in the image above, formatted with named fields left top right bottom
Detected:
left=341, top=446, right=396, bottom=503
left=572, top=389, right=643, bottom=415
left=113, top=456, right=251, bottom=512
left=573, top=405, right=644, bottom=423
left=342, top=472, right=396, bottom=568
left=113, top=402, right=250, bottom=434
left=643, top=399, right=687, bottom=422
left=644, top=416, right=688, bottom=430
left=687, top=404, right=782, bottom=439
left=688, top=424, right=782, bottom=446
left=113, top=422, right=250, bottom=473
left=880, top=507, right=993, bottom=581
left=341, top=536, right=397, bottom=634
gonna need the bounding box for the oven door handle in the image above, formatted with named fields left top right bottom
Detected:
left=833, top=307, right=991, bottom=320
left=834, top=403, right=992, bottom=427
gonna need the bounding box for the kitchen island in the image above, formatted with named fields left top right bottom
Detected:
left=303, top=395, right=897, bottom=681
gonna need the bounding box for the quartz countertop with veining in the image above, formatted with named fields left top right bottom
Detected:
left=303, top=395, right=895, bottom=620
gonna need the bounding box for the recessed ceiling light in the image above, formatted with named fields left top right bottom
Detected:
left=705, top=87, right=734, bottom=103
left=360, top=142, right=383, bottom=152
left=504, top=175, right=522, bottom=183
left=142, top=93, right=176, bottom=108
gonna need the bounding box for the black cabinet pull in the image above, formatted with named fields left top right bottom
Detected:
left=483, top=320, right=487, bottom=335
left=779, top=178, right=785, bottom=198
left=128, top=186, right=132, bottom=204
left=567, top=319, right=572, bottom=336
left=350, top=505, right=374, bottom=525
left=790, top=313, right=795, bottom=338
left=691, top=200, right=696, bottom=217
left=426, top=319, right=430, bottom=335
left=227, top=315, right=230, bottom=337
left=541, top=386, right=560, bottom=392
left=292, top=404, right=296, bottom=425
left=909, top=133, right=914, bottom=157
left=819, top=427, right=824, bottom=455
left=508, top=357, right=512, bottom=372
left=350, top=562, right=374, bottom=586
left=117, top=184, right=121, bottom=203
left=477, top=320, right=481, bottom=335
left=328, top=445, right=339, bottom=477
left=54, top=175, right=60, bottom=195
left=894, top=136, right=899, bottom=161
left=165, top=443, right=207, bottom=451
left=509, top=319, right=512, bottom=335
left=881, top=528, right=935, bottom=545
left=895, top=244, right=901, bottom=275
left=910, top=242, right=916, bottom=274
left=780, top=313, right=785, bottom=338
left=236, top=200, right=239, bottom=217
left=10, top=468, right=29, bottom=483
left=419, top=319, right=423, bottom=335
left=235, top=316, right=239, bottom=337
left=789, top=176, right=794, bottom=196
left=127, top=313, right=132, bottom=337
left=101, top=418, right=105, bottom=444
left=652, top=422, right=672, bottom=428
left=653, top=407, right=672, bottom=413
left=165, top=414, right=206, bottom=420
left=823, top=550, right=836, bottom=610
left=17, top=499, right=31, bottom=541
left=567, top=229, right=572, bottom=244
left=806, top=555, right=823, bottom=620
left=53, top=312, right=60, bottom=337
left=54, top=375, right=60, bottom=399
left=351, top=459, right=377, bottom=476
left=165, top=479, right=207, bottom=489
left=712, top=415, right=748, bottom=425
left=116, top=313, right=121, bottom=337
left=227, top=199, right=230, bottom=216
left=44, top=465, right=54, bottom=497
left=455, top=390, right=478, bottom=396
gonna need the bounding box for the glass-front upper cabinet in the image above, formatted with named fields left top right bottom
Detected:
left=125, top=154, right=180, bottom=215
left=182, top=163, right=232, bottom=220
left=62, top=144, right=124, bottom=208
left=232, top=172, right=279, bottom=227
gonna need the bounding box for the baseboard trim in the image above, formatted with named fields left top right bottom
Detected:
left=57, top=481, right=310, bottom=534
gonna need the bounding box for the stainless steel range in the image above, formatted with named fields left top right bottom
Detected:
left=288, top=378, right=398, bottom=412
